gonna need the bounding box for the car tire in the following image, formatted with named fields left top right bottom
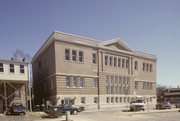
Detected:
left=23, top=112, right=26, bottom=115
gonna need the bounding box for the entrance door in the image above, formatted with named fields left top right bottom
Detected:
left=0, top=100, right=3, bottom=113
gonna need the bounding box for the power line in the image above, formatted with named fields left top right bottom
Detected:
left=0, top=19, right=18, bottom=50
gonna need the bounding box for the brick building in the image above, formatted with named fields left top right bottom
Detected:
left=32, top=31, right=157, bottom=110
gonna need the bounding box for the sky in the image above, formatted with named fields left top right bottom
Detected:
left=0, top=0, right=180, bottom=87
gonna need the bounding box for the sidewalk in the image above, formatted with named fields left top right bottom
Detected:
left=117, top=108, right=180, bottom=116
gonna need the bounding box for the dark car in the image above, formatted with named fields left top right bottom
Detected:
left=58, top=104, right=80, bottom=115
left=6, top=102, right=26, bottom=115
left=156, top=102, right=171, bottom=109
left=175, top=102, right=180, bottom=108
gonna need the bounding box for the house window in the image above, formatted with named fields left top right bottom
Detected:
left=118, top=58, right=121, bottom=67
left=150, top=64, right=153, bottom=72
left=119, top=97, right=122, bottom=102
left=105, top=56, right=108, bottom=65
left=0, top=63, right=4, bottom=72
left=106, top=86, right=110, bottom=94
left=146, top=63, right=149, bottom=71
left=119, top=76, right=122, bottom=85
left=122, top=59, right=125, bottom=68
left=73, top=77, right=78, bottom=87
left=81, top=97, right=86, bottom=104
left=66, top=76, right=71, bottom=87
left=115, top=76, right=118, bottom=84
left=135, top=81, right=138, bottom=89
left=111, top=86, right=114, bottom=94
left=126, top=59, right=129, bottom=68
left=72, top=50, right=77, bottom=61
left=114, top=57, right=117, bottom=67
left=9, top=64, right=15, bottom=73
left=143, top=63, right=146, bottom=71
left=106, top=75, right=110, bottom=84
left=93, top=78, right=97, bottom=87
left=150, top=82, right=153, bottom=90
left=15, top=90, right=21, bottom=98
left=127, top=77, right=130, bottom=85
left=106, top=97, right=110, bottom=103
left=124, top=97, right=126, bottom=102
left=111, top=75, right=114, bottom=84
left=109, top=56, right=112, bottom=66
left=92, top=53, right=97, bottom=64
left=94, top=97, right=98, bottom=103
left=115, top=97, right=118, bottom=103
left=20, top=65, right=25, bottom=73
left=119, top=86, right=122, bottom=94
left=111, top=97, right=114, bottom=103
left=134, top=61, right=138, bottom=70
left=123, top=77, right=126, bottom=85
left=143, top=82, right=147, bottom=89
left=65, top=49, right=70, bottom=61
left=80, top=77, right=85, bottom=87
left=79, top=51, right=84, bottom=62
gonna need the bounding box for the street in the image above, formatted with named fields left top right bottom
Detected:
left=0, top=108, right=180, bottom=121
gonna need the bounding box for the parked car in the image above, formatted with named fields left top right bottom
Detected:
left=156, top=102, right=171, bottom=109
left=6, top=102, right=26, bottom=115
left=175, top=102, right=180, bottom=108
left=45, top=104, right=80, bottom=117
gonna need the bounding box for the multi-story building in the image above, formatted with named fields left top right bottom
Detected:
left=32, top=31, right=157, bottom=110
left=164, top=87, right=180, bottom=103
left=0, top=59, right=29, bottom=113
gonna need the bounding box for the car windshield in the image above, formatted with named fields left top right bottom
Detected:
left=12, top=103, right=23, bottom=107
left=159, top=102, right=168, bottom=104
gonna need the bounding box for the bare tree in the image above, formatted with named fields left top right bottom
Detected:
left=156, top=84, right=167, bottom=102
left=12, top=49, right=31, bottom=61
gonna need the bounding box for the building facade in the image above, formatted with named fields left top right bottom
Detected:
left=0, top=59, right=29, bottom=113
left=32, top=31, right=157, bottom=110
left=164, top=88, right=180, bottom=103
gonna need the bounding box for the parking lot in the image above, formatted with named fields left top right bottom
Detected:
left=0, top=108, right=180, bottom=121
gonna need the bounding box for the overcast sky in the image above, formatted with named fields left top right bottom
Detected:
left=0, top=0, right=180, bottom=87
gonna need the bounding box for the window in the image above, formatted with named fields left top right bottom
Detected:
left=114, top=57, right=117, bottom=67
left=119, top=97, right=122, bottom=102
left=92, top=53, right=97, bottom=64
left=119, top=86, right=122, bottom=94
left=143, top=82, right=147, bottom=89
left=72, top=50, right=77, bottom=61
left=93, top=78, right=97, bottom=87
left=150, top=64, right=153, bottom=72
left=150, top=82, right=153, bottom=90
left=135, top=81, right=138, bottom=89
left=109, top=56, right=112, bottom=66
left=123, top=77, right=126, bottom=85
left=105, top=56, right=108, bottom=65
left=15, top=90, right=21, bottom=98
left=9, top=64, right=14, bottom=73
left=0, top=63, right=4, bottom=72
left=111, top=97, right=114, bottom=103
left=115, top=76, right=118, bottom=84
left=106, top=97, right=110, bottom=103
left=79, top=51, right=84, bottom=62
left=20, top=65, right=24, bottom=73
left=66, top=76, right=71, bottom=87
left=115, top=97, right=118, bottom=103
left=143, top=63, right=145, bottom=71
left=106, top=86, right=110, bottom=94
left=111, top=86, right=114, bottom=94
left=80, top=77, right=85, bottom=87
left=127, top=77, right=130, bottom=85
left=119, top=76, right=122, bottom=85
left=118, top=58, right=121, bottom=67
left=94, top=97, right=98, bottom=103
left=146, top=63, right=149, bottom=71
left=106, top=75, right=110, bottom=84
left=122, top=59, right=125, bottom=68
left=111, top=75, right=114, bottom=84
left=65, top=49, right=70, bottom=61
left=126, top=59, right=129, bottom=68
left=124, top=97, right=126, bottom=102
left=115, top=86, right=118, bottom=94
left=73, top=77, right=78, bottom=87
left=81, top=97, right=86, bottom=104
left=134, top=61, right=138, bottom=70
